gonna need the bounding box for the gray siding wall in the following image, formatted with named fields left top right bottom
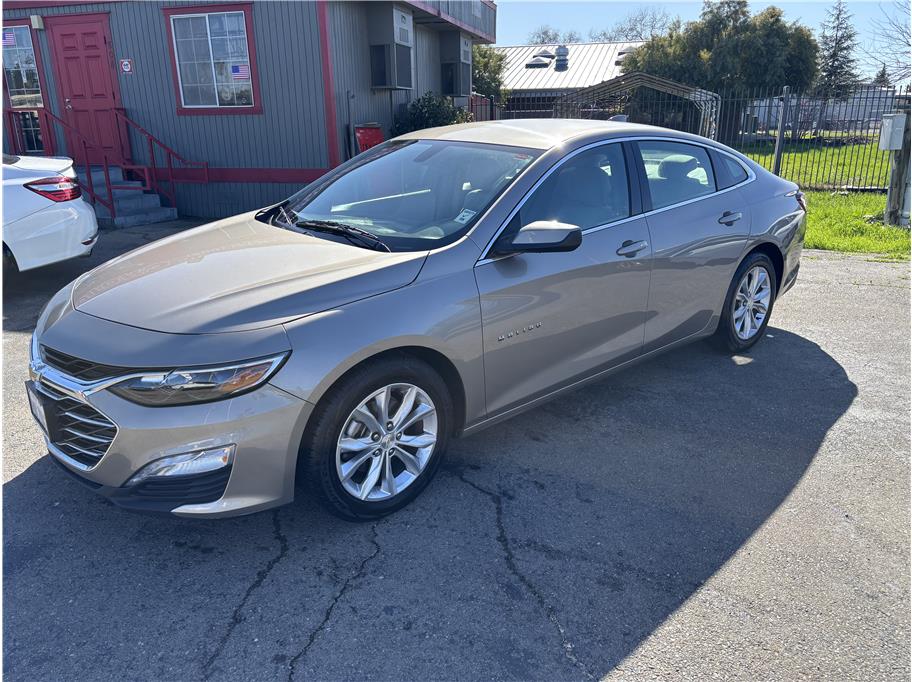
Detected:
left=327, top=1, right=410, bottom=160
left=327, top=3, right=446, bottom=161
left=414, top=24, right=441, bottom=96
left=3, top=0, right=494, bottom=217
left=3, top=1, right=329, bottom=216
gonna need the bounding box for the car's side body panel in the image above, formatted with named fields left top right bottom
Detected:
left=642, top=188, right=751, bottom=353
left=475, top=217, right=652, bottom=416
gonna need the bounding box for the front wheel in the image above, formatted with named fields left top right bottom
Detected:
left=713, top=252, right=777, bottom=353
left=299, top=356, right=451, bottom=520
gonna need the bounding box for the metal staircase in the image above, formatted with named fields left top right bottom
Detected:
left=75, top=166, right=177, bottom=228
left=5, top=107, right=208, bottom=228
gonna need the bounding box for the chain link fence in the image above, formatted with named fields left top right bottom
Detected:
left=469, top=83, right=911, bottom=191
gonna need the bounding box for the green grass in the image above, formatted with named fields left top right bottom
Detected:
left=804, top=191, right=910, bottom=259
left=736, top=139, right=891, bottom=190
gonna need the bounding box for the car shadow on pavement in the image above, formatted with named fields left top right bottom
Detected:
left=2, top=323, right=857, bottom=680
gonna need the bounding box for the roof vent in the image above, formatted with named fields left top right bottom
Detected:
left=533, top=48, right=555, bottom=59
left=525, top=56, right=550, bottom=68
left=554, top=44, right=569, bottom=71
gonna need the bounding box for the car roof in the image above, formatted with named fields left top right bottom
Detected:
left=395, top=118, right=686, bottom=150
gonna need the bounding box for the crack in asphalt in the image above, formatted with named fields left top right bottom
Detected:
left=286, top=523, right=382, bottom=681
left=455, top=469, right=596, bottom=681
left=202, top=509, right=289, bottom=679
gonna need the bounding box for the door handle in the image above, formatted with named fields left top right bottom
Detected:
left=718, top=211, right=742, bottom=226
left=616, top=239, right=648, bottom=258
left=64, top=98, right=73, bottom=111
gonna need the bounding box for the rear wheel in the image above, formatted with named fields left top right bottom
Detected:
left=3, top=244, right=18, bottom=276
left=713, top=252, right=777, bottom=353
left=300, top=356, right=451, bottom=520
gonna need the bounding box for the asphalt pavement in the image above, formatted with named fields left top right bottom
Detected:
left=3, top=224, right=909, bottom=680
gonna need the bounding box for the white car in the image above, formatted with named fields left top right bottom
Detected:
left=2, top=154, right=99, bottom=272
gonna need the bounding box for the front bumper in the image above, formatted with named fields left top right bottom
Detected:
left=30, top=364, right=313, bottom=518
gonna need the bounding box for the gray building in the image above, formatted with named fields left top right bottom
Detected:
left=2, top=0, right=496, bottom=222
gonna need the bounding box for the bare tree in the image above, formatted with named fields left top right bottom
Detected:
left=864, top=0, right=911, bottom=83
left=527, top=25, right=582, bottom=44
left=588, top=7, right=672, bottom=42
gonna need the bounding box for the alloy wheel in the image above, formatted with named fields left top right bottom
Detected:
left=335, top=383, right=438, bottom=501
left=732, top=265, right=772, bottom=341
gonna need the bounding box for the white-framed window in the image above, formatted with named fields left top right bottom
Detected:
left=170, top=11, right=253, bottom=108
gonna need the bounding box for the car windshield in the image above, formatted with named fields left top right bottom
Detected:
left=282, top=140, right=541, bottom=251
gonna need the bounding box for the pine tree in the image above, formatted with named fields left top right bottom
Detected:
left=872, top=63, right=892, bottom=87
left=816, top=0, right=859, bottom=96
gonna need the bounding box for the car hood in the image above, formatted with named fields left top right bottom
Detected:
left=72, top=212, right=428, bottom=334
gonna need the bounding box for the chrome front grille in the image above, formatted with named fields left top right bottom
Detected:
left=34, top=381, right=117, bottom=469
left=40, top=345, right=125, bottom=382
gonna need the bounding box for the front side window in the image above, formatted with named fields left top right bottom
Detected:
left=2, top=26, right=42, bottom=109
left=638, top=141, right=716, bottom=210
left=170, top=11, right=253, bottom=108
left=516, top=143, right=630, bottom=231
left=283, top=140, right=540, bottom=251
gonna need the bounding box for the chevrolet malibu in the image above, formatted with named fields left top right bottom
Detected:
left=28, top=120, right=805, bottom=520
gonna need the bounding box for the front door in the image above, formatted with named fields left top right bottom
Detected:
left=475, top=143, right=653, bottom=416
left=46, top=13, right=125, bottom=166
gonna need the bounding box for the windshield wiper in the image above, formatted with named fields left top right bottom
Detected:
left=295, top=219, right=391, bottom=253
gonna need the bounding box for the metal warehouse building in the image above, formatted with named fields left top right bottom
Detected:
left=2, top=0, right=496, bottom=223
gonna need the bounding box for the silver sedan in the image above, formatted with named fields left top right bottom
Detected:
left=28, top=119, right=806, bottom=519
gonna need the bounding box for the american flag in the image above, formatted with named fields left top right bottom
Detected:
left=2, top=32, right=16, bottom=47
left=231, top=64, right=249, bottom=80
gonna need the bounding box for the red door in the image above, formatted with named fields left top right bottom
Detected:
left=46, top=14, right=126, bottom=166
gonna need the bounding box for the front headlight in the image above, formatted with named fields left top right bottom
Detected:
left=109, top=353, right=288, bottom=406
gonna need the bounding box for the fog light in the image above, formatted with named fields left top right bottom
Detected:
left=126, top=445, right=235, bottom=486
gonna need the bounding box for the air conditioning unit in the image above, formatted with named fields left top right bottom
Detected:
left=441, top=31, right=472, bottom=97
left=368, top=4, right=413, bottom=90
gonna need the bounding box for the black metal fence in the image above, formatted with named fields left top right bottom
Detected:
left=469, top=84, right=911, bottom=191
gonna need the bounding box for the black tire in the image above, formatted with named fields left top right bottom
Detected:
left=712, top=251, right=778, bottom=353
left=3, top=244, right=18, bottom=276
left=299, top=354, right=452, bottom=521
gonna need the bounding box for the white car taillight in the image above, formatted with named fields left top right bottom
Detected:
left=24, top=176, right=82, bottom=202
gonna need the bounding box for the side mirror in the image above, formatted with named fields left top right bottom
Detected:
left=495, top=220, right=582, bottom=256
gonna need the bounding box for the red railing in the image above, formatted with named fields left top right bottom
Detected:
left=6, top=108, right=118, bottom=217
left=113, top=107, right=209, bottom=208
left=4, top=106, right=209, bottom=220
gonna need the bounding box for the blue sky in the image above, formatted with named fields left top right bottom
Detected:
left=494, top=1, right=895, bottom=76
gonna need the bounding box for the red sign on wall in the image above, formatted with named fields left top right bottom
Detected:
left=354, top=124, right=384, bottom=153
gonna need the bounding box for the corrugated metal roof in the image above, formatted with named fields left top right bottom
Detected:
left=494, top=42, right=644, bottom=93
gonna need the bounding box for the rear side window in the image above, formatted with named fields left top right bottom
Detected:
left=516, top=143, right=630, bottom=231
left=637, top=141, right=715, bottom=210
left=715, top=153, right=750, bottom=189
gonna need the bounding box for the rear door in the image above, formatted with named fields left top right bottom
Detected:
left=634, top=139, right=751, bottom=353
left=475, top=142, right=653, bottom=416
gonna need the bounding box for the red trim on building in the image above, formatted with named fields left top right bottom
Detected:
left=161, top=3, right=263, bottom=116
left=154, top=167, right=328, bottom=184
left=316, top=0, right=340, bottom=167
left=1, top=17, right=56, bottom=155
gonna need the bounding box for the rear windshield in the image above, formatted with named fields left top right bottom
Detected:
left=2, top=154, right=20, bottom=165
left=283, top=140, right=541, bottom=251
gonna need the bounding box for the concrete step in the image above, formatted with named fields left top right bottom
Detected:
left=98, top=206, right=178, bottom=229
left=76, top=165, right=125, bottom=184
left=95, top=192, right=162, bottom=218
